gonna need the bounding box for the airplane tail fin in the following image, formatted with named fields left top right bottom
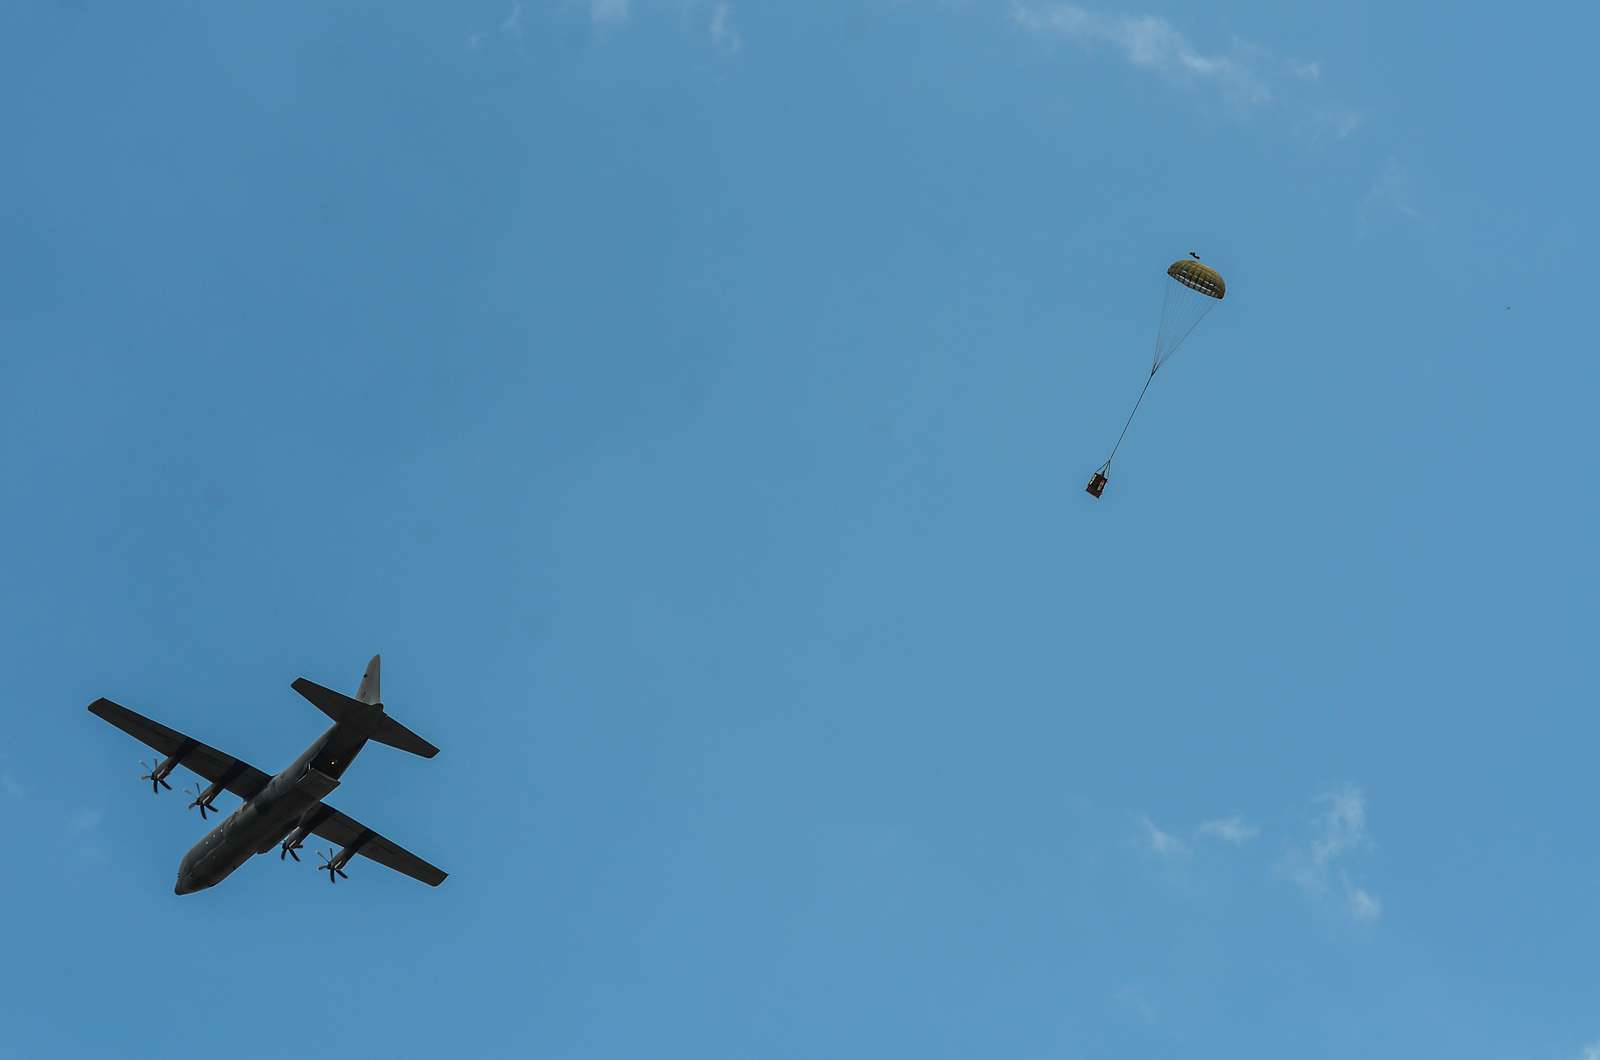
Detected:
left=356, top=655, right=380, bottom=705
left=291, top=655, right=439, bottom=759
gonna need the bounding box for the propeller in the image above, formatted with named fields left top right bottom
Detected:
left=281, top=836, right=303, bottom=862
left=317, top=848, right=348, bottom=884
left=139, top=759, right=172, bottom=794
left=184, top=783, right=218, bottom=820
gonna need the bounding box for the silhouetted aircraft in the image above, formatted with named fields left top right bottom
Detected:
left=88, top=656, right=446, bottom=893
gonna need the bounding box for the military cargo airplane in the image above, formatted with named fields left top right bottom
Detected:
left=88, top=656, right=447, bottom=893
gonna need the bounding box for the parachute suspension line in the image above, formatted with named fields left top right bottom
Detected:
left=1154, top=278, right=1180, bottom=368
left=1153, top=278, right=1217, bottom=371
left=1102, top=365, right=1159, bottom=470
left=1086, top=259, right=1223, bottom=497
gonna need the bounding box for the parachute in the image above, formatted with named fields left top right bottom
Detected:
left=1085, top=257, right=1226, bottom=499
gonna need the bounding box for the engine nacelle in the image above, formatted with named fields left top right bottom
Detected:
left=316, top=832, right=370, bottom=883
left=278, top=821, right=314, bottom=861
left=140, top=752, right=183, bottom=793
left=187, top=779, right=225, bottom=818
left=319, top=844, right=355, bottom=883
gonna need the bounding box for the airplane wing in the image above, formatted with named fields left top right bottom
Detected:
left=310, top=803, right=448, bottom=887
left=87, top=698, right=272, bottom=800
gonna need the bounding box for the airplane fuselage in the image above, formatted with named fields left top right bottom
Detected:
left=175, top=722, right=368, bottom=894
left=91, top=653, right=446, bottom=892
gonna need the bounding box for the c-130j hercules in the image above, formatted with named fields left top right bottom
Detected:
left=88, top=656, right=447, bottom=893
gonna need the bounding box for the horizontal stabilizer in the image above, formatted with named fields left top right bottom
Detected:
left=291, top=678, right=371, bottom=725
left=370, top=715, right=438, bottom=759
left=292, top=667, right=438, bottom=759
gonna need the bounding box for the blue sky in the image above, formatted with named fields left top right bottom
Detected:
left=3, top=1, right=1595, bottom=1056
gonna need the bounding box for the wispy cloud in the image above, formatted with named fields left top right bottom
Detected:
left=67, top=808, right=103, bottom=835
left=592, top=0, right=629, bottom=25
left=501, top=1, right=525, bottom=40
left=1010, top=3, right=1271, bottom=105
left=62, top=806, right=109, bottom=868
left=1134, top=812, right=1260, bottom=855
left=1113, top=985, right=1157, bottom=1025
left=1580, top=1043, right=1600, bottom=1060
left=1310, top=788, right=1368, bottom=863
left=467, top=2, right=525, bottom=52
left=1197, top=816, right=1260, bottom=845
left=1008, top=1, right=1358, bottom=133
left=709, top=2, right=743, bottom=54
left=1359, top=157, right=1422, bottom=234
left=1278, top=785, right=1382, bottom=923
left=1347, top=884, right=1382, bottom=922
left=1137, top=814, right=1187, bottom=856
left=1301, top=105, right=1364, bottom=144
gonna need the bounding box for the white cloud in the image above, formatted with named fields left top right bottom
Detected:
left=1304, top=106, right=1365, bottom=143
left=1360, top=157, right=1422, bottom=233
left=1278, top=785, right=1381, bottom=923
left=1008, top=2, right=1358, bottom=133
left=1331, top=110, right=1363, bottom=138
left=1010, top=3, right=1271, bottom=105
left=1137, top=814, right=1187, bottom=856
left=1311, top=785, right=1368, bottom=864
left=502, top=1, right=525, bottom=38
left=592, top=0, right=629, bottom=25
left=1197, top=816, right=1260, bottom=844
left=1581, top=1043, right=1600, bottom=1060
left=710, top=2, right=743, bottom=54
left=466, top=3, right=525, bottom=52
left=62, top=808, right=108, bottom=868
left=67, top=808, right=103, bottom=835
left=1114, top=985, right=1157, bottom=1025
left=1346, top=882, right=1381, bottom=922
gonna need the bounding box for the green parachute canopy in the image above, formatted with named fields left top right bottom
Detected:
left=1154, top=260, right=1226, bottom=370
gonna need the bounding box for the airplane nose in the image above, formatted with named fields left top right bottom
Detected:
left=175, top=875, right=191, bottom=895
